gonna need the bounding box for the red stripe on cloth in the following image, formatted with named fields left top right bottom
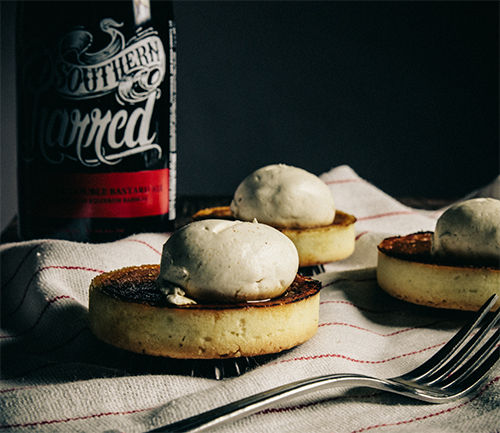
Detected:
left=1, top=384, right=39, bottom=394
left=273, top=342, right=445, bottom=366
left=3, top=266, right=104, bottom=320
left=3, top=239, right=159, bottom=317
left=1, top=376, right=496, bottom=431
left=118, top=238, right=162, bottom=256
left=357, top=210, right=420, bottom=221
left=318, top=321, right=443, bottom=337
left=0, top=295, right=76, bottom=339
left=251, top=376, right=499, bottom=427
left=349, top=376, right=500, bottom=433
left=0, top=407, right=149, bottom=430
left=324, top=178, right=365, bottom=185
left=319, top=300, right=391, bottom=314
left=355, top=231, right=370, bottom=240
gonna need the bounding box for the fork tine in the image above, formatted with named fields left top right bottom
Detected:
left=438, top=328, right=500, bottom=389
left=445, top=344, right=500, bottom=397
left=422, top=308, right=500, bottom=384
left=401, top=294, right=499, bottom=382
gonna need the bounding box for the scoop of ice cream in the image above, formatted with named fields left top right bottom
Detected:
left=157, top=219, right=299, bottom=305
left=230, top=164, right=335, bottom=229
left=432, top=198, right=500, bottom=266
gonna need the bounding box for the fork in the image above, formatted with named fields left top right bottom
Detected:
left=149, top=294, right=500, bottom=433
left=298, top=264, right=325, bottom=276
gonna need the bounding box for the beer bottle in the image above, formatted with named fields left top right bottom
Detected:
left=16, top=0, right=176, bottom=242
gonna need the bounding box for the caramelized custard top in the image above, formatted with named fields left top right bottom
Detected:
left=192, top=206, right=356, bottom=228
left=378, top=232, right=499, bottom=270
left=91, top=264, right=322, bottom=309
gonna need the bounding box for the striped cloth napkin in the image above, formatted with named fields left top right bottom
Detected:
left=1, top=165, right=499, bottom=433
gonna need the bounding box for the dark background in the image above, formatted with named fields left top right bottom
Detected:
left=2, top=1, right=499, bottom=232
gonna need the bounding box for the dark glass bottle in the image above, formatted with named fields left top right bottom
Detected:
left=16, top=0, right=176, bottom=242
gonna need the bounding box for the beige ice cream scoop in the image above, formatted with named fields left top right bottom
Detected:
left=230, top=164, right=335, bottom=229
left=432, top=198, right=500, bottom=266
left=157, top=219, right=299, bottom=304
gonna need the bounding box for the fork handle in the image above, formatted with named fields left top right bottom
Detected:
left=148, top=373, right=393, bottom=432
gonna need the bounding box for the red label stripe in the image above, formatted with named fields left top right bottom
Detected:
left=27, top=168, right=170, bottom=219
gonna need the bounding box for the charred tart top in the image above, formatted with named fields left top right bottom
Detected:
left=91, top=265, right=321, bottom=310
left=192, top=206, right=356, bottom=228
left=378, top=232, right=499, bottom=270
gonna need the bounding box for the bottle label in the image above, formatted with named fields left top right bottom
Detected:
left=19, top=11, right=176, bottom=223
left=55, top=22, right=165, bottom=104
left=28, top=169, right=170, bottom=218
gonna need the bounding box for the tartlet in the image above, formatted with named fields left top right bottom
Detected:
left=376, top=232, right=499, bottom=311
left=192, top=206, right=356, bottom=267
left=89, top=265, right=322, bottom=359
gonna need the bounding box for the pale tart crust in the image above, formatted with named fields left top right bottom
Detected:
left=376, top=232, right=499, bottom=311
left=89, top=265, right=321, bottom=359
left=192, top=206, right=356, bottom=267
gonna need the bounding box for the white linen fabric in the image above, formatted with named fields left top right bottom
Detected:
left=1, top=165, right=499, bottom=433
